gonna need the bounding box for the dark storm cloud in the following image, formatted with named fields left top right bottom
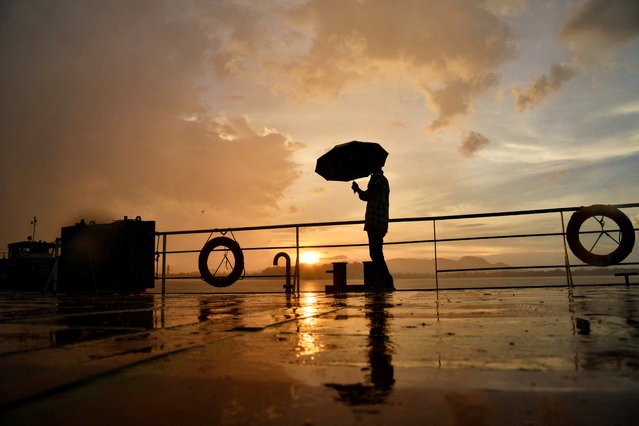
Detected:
left=561, top=0, right=639, bottom=46
left=0, top=1, right=300, bottom=243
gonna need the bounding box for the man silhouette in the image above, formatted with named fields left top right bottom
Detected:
left=351, top=167, right=394, bottom=291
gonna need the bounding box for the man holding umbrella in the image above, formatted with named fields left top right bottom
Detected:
left=352, top=167, right=394, bottom=291
left=315, top=140, right=395, bottom=291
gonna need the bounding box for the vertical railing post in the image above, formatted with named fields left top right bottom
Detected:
left=560, top=211, right=574, bottom=287
left=295, top=226, right=300, bottom=294
left=433, top=219, right=439, bottom=292
left=161, top=234, right=167, bottom=296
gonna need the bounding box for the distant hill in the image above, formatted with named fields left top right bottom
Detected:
left=258, top=256, right=511, bottom=279
left=176, top=256, right=633, bottom=279
left=388, top=256, right=510, bottom=274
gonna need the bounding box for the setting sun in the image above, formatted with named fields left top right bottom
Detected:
left=300, top=251, right=321, bottom=264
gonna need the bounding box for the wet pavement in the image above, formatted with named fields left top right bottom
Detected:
left=1, top=286, right=638, bottom=425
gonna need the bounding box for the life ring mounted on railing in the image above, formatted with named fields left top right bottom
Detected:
left=198, top=236, right=245, bottom=287
left=566, top=204, right=636, bottom=267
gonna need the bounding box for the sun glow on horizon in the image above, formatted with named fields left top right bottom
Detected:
left=300, top=251, right=321, bottom=264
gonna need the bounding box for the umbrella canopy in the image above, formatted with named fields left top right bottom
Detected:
left=315, top=141, right=388, bottom=182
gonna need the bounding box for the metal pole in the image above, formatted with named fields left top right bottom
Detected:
left=161, top=234, right=167, bottom=296
left=295, top=226, right=300, bottom=294
left=433, top=220, right=439, bottom=292
left=560, top=212, right=574, bottom=287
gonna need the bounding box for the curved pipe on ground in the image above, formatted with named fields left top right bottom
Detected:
left=273, top=252, right=293, bottom=294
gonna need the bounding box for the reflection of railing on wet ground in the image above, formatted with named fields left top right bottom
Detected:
left=155, top=203, right=639, bottom=294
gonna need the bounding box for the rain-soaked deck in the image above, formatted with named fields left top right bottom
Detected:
left=1, top=286, right=638, bottom=425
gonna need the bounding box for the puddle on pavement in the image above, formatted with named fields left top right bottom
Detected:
left=1, top=287, right=638, bottom=378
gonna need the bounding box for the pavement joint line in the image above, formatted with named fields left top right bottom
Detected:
left=0, top=341, right=210, bottom=410
left=0, top=325, right=248, bottom=409
left=229, top=307, right=345, bottom=332
left=0, top=304, right=163, bottom=321
left=0, top=309, right=245, bottom=359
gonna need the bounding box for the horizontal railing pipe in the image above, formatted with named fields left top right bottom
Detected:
left=155, top=203, right=639, bottom=292
left=156, top=203, right=639, bottom=237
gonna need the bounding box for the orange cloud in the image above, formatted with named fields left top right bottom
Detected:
left=513, top=63, right=576, bottom=112
left=272, top=0, right=515, bottom=128
left=426, top=74, right=500, bottom=130
left=459, top=131, right=490, bottom=157
left=389, top=120, right=407, bottom=129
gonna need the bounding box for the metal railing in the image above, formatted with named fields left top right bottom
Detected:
left=155, top=202, right=639, bottom=294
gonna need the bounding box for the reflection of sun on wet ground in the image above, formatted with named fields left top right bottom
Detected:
left=296, top=332, right=322, bottom=358
left=298, top=293, right=318, bottom=317
left=294, top=293, right=324, bottom=359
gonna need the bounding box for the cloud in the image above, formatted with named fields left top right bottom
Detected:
left=545, top=170, right=568, bottom=184
left=560, top=0, right=639, bottom=65
left=0, top=1, right=300, bottom=243
left=561, top=0, right=639, bottom=46
left=484, top=0, right=529, bottom=17
left=389, top=120, right=407, bottom=129
left=459, top=131, right=490, bottom=157
left=326, top=254, right=348, bottom=261
left=271, top=0, right=515, bottom=128
left=512, top=63, right=576, bottom=112
left=311, top=187, right=327, bottom=194
left=426, top=74, right=501, bottom=130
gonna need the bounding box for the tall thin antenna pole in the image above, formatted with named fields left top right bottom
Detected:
left=30, top=216, right=38, bottom=241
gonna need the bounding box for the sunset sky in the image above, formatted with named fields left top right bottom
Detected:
left=1, top=0, right=638, bottom=271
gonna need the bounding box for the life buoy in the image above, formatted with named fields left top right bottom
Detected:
left=566, top=204, right=635, bottom=266
left=198, top=237, right=244, bottom=287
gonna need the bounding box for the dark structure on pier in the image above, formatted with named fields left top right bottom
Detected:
left=58, top=217, right=155, bottom=292
left=0, top=217, right=155, bottom=292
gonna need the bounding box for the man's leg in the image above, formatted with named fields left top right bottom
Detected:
left=367, top=229, right=393, bottom=289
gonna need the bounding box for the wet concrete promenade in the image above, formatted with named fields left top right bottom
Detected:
left=1, top=285, right=638, bottom=425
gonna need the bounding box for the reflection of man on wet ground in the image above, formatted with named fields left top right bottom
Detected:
left=352, top=167, right=394, bottom=291
left=325, top=292, right=395, bottom=404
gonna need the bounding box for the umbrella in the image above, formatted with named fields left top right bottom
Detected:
left=315, top=141, right=388, bottom=182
